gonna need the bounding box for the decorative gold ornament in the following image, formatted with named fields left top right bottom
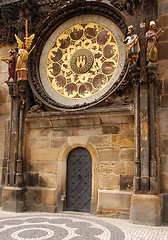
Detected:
left=46, top=22, right=119, bottom=99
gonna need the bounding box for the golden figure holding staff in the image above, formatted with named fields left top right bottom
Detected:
left=145, top=20, right=164, bottom=65
left=121, top=25, right=140, bottom=66
left=15, top=20, right=35, bottom=80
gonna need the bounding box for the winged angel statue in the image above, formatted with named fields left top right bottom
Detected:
left=15, top=21, right=35, bottom=80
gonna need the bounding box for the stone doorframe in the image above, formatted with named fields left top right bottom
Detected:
left=57, top=137, right=98, bottom=214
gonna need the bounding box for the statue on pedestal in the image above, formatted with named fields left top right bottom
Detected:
left=15, top=20, right=35, bottom=80
left=1, top=49, right=16, bottom=82
left=121, top=25, right=140, bottom=67
left=145, top=20, right=164, bottom=66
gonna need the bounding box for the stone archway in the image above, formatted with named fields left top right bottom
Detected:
left=57, top=138, right=98, bottom=213
left=66, top=147, right=92, bottom=213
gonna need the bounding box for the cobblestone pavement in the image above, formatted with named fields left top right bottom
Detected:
left=0, top=210, right=167, bottom=240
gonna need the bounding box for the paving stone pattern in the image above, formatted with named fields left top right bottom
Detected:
left=0, top=211, right=167, bottom=240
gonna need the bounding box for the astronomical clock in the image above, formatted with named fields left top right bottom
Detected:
left=31, top=14, right=127, bottom=110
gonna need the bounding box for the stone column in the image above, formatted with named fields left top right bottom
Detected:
left=2, top=80, right=28, bottom=212
left=131, top=70, right=141, bottom=193
left=147, top=68, right=159, bottom=194
left=130, top=0, right=162, bottom=226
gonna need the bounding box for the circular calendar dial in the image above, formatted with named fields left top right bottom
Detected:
left=46, top=22, right=119, bottom=99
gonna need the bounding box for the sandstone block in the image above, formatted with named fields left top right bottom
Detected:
left=98, top=174, right=120, bottom=190
left=0, top=103, right=11, bottom=115
left=157, top=15, right=168, bottom=28
left=158, top=41, right=168, bottom=60
left=51, top=137, right=67, bottom=148
left=42, top=188, right=57, bottom=206
left=160, top=156, right=168, bottom=174
left=26, top=187, right=42, bottom=205
left=125, top=162, right=134, bottom=175
left=163, top=193, right=168, bottom=223
left=161, top=173, right=168, bottom=192
left=102, top=125, right=120, bottom=134
left=39, top=173, right=57, bottom=188
left=98, top=148, right=119, bottom=162
left=29, top=138, right=51, bottom=148
left=77, top=127, right=102, bottom=136
left=161, top=95, right=168, bottom=107
left=120, top=124, right=134, bottom=135
left=160, top=135, right=168, bottom=155
left=89, top=135, right=111, bottom=148
left=27, top=173, right=39, bottom=186
left=53, top=128, right=78, bottom=137
left=98, top=190, right=132, bottom=211
left=29, top=161, right=58, bottom=173
left=120, top=175, right=133, bottom=190
left=100, top=115, right=133, bottom=124
left=130, top=194, right=162, bottom=226
left=30, top=148, right=60, bottom=161
left=27, top=119, right=53, bottom=129
left=99, top=161, right=125, bottom=174
left=112, top=135, right=134, bottom=147
left=120, top=148, right=134, bottom=161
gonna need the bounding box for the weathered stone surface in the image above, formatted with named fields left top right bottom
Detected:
left=120, top=175, right=133, bottom=190
left=30, top=148, right=60, bottom=161
left=120, top=148, right=134, bottom=161
left=2, top=187, right=26, bottom=212
left=29, top=161, right=58, bottom=173
left=51, top=116, right=100, bottom=128
left=163, top=193, right=168, bottom=223
left=29, top=138, right=51, bottom=148
left=0, top=103, right=11, bottom=115
left=161, top=95, right=168, bottom=107
left=51, top=137, right=68, bottom=148
left=53, top=128, right=78, bottom=137
left=130, top=194, right=162, bottom=226
left=158, top=41, right=168, bottom=60
left=157, top=15, right=168, bottom=28
left=120, top=124, right=134, bottom=135
left=26, top=187, right=42, bottom=205
left=112, top=135, right=134, bottom=147
left=160, top=156, right=168, bottom=174
left=99, top=161, right=125, bottom=174
left=98, top=174, right=120, bottom=190
left=77, top=127, right=102, bottom=136
left=160, top=135, right=168, bottom=155
left=39, top=173, right=57, bottom=188
left=27, top=173, right=39, bottom=186
left=27, top=119, right=53, bottom=129
left=98, top=190, right=132, bottom=211
left=102, top=125, right=120, bottom=134
left=89, top=135, right=111, bottom=148
left=125, top=162, right=134, bottom=175
left=100, top=115, right=134, bottom=124
left=161, top=174, right=168, bottom=192
left=42, top=188, right=57, bottom=206
left=98, top=148, right=119, bottom=162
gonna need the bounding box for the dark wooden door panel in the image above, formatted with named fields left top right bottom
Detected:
left=66, top=147, right=92, bottom=212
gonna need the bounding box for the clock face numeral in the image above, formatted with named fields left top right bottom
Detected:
left=46, top=22, right=119, bottom=99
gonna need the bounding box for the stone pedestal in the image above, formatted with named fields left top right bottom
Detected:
left=2, top=187, right=26, bottom=212
left=130, top=194, right=162, bottom=226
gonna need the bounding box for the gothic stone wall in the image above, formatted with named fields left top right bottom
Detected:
left=26, top=109, right=134, bottom=215
left=157, top=0, right=168, bottom=222
left=0, top=45, right=13, bottom=192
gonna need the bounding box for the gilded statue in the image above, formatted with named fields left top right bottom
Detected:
left=1, top=49, right=16, bottom=81
left=121, top=25, right=140, bottom=66
left=145, top=20, right=164, bottom=65
left=15, top=20, right=35, bottom=80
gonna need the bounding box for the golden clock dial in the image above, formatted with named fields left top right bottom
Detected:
left=46, top=22, right=119, bottom=99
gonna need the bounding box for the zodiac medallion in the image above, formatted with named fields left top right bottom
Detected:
left=46, top=22, right=119, bottom=99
